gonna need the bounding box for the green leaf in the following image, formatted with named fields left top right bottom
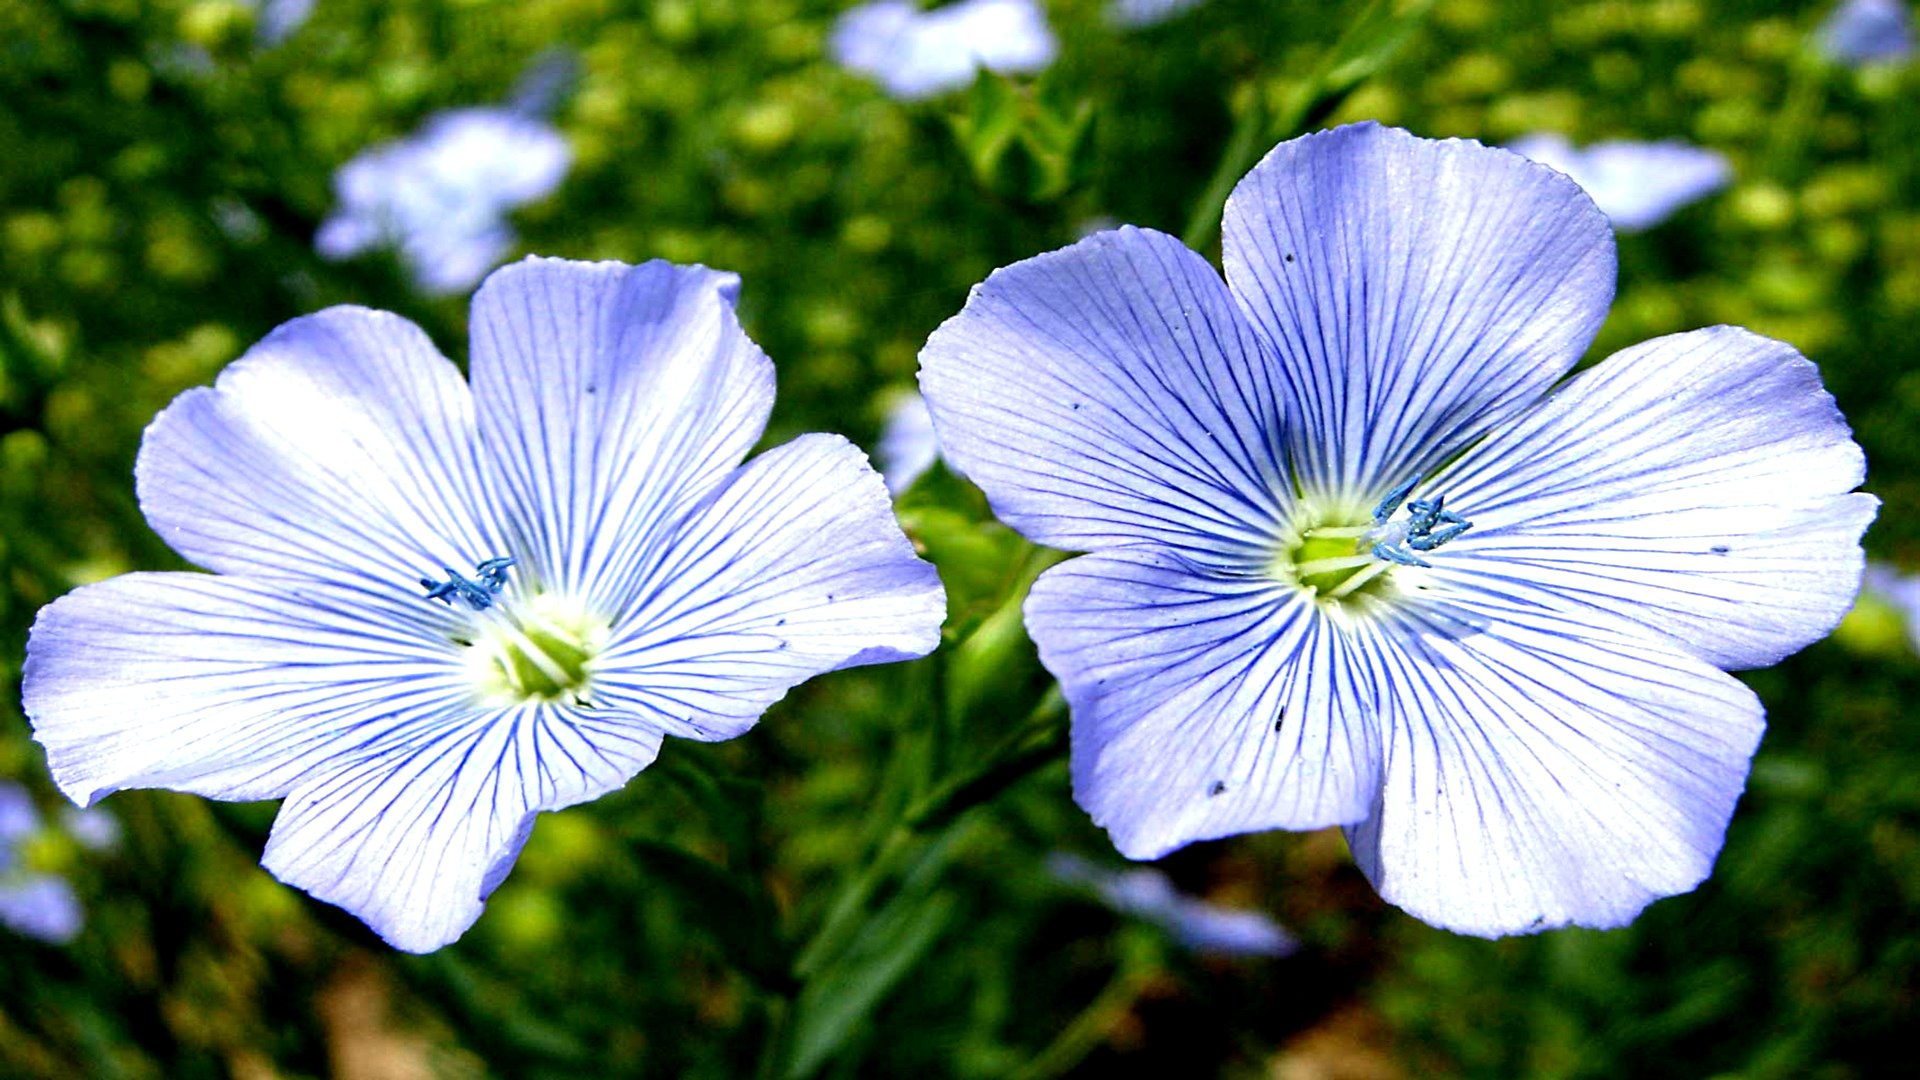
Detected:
left=630, top=840, right=793, bottom=992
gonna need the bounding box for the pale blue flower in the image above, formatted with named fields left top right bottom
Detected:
left=878, top=391, right=942, bottom=495
left=25, top=257, right=947, bottom=953
left=831, top=0, right=1057, bottom=101
left=244, top=0, right=314, bottom=45
left=1049, top=853, right=1296, bottom=957
left=919, top=123, right=1876, bottom=937
left=315, top=108, right=572, bottom=295
left=1108, top=0, right=1207, bottom=29
left=0, top=781, right=86, bottom=944
left=1507, top=133, right=1731, bottom=232
left=1861, top=562, right=1920, bottom=650
left=1818, top=0, right=1914, bottom=65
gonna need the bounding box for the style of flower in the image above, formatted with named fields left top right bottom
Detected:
left=0, top=781, right=87, bottom=944
left=25, top=256, right=947, bottom=953
left=1048, top=853, right=1296, bottom=957
left=1506, top=133, right=1732, bottom=232
left=1817, top=0, right=1914, bottom=66
left=918, top=123, right=1876, bottom=936
left=315, top=108, right=572, bottom=295
left=831, top=0, right=1057, bottom=102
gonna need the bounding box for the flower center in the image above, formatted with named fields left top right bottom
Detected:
left=468, top=592, right=608, bottom=705
left=422, top=557, right=607, bottom=705
left=1272, top=479, right=1472, bottom=604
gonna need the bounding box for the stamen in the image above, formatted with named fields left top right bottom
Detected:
left=420, top=557, right=518, bottom=611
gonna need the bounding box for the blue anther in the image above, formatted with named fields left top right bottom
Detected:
left=420, top=557, right=516, bottom=611
left=1369, top=481, right=1471, bottom=564
left=1372, top=478, right=1418, bottom=524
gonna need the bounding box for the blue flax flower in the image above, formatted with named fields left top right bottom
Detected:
left=831, top=0, right=1057, bottom=102
left=24, top=257, right=947, bottom=952
left=919, top=123, right=1876, bottom=936
left=1506, top=133, right=1731, bottom=232
left=0, top=781, right=86, bottom=944
left=315, top=108, right=572, bottom=295
left=877, top=390, right=942, bottom=495
left=1048, top=852, right=1296, bottom=957
left=1818, top=0, right=1914, bottom=65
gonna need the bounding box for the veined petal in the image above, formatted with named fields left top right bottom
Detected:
left=1026, top=549, right=1381, bottom=860
left=263, top=700, right=660, bottom=953
left=1222, top=122, right=1616, bottom=502
left=1346, top=592, right=1764, bottom=937
left=919, top=226, right=1290, bottom=564
left=590, top=434, right=945, bottom=742
left=136, top=307, right=498, bottom=594
left=24, top=572, right=477, bottom=806
left=1435, top=326, right=1876, bottom=671
left=469, top=257, right=775, bottom=606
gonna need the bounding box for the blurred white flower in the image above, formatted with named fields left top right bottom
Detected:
left=1506, top=134, right=1732, bottom=232
left=246, top=0, right=314, bottom=45
left=832, top=0, right=1057, bottom=101
left=1049, top=853, right=1297, bottom=957
left=1817, top=0, right=1914, bottom=65
left=316, top=108, right=572, bottom=295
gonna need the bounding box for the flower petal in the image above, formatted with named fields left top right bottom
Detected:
left=468, top=257, right=775, bottom=606
left=919, top=226, right=1290, bottom=564
left=1025, top=549, right=1381, bottom=860
left=136, top=308, right=498, bottom=595
left=262, top=700, right=660, bottom=953
left=24, top=572, right=475, bottom=806
left=1222, top=122, right=1616, bottom=502
left=1434, top=326, right=1876, bottom=671
left=1345, top=591, right=1764, bottom=936
left=590, top=433, right=946, bottom=742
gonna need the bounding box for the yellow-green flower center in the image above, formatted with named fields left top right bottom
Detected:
left=467, top=593, right=608, bottom=705
left=1273, top=514, right=1396, bottom=603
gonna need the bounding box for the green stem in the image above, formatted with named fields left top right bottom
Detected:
left=792, top=688, right=1068, bottom=979
left=1008, top=935, right=1161, bottom=1080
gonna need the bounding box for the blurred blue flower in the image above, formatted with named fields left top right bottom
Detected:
left=1818, top=0, right=1914, bottom=65
left=0, top=781, right=86, bottom=944
left=1107, top=0, right=1208, bottom=29
left=831, top=0, right=1057, bottom=101
left=877, top=391, right=942, bottom=494
left=1506, top=133, right=1731, bottom=232
left=920, top=123, right=1876, bottom=937
left=1048, top=853, right=1296, bottom=957
left=24, top=257, right=947, bottom=953
left=316, top=108, right=572, bottom=295
left=243, top=0, right=314, bottom=45
left=1862, top=562, right=1920, bottom=650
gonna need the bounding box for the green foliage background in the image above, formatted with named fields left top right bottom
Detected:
left=3, top=0, right=1917, bottom=1076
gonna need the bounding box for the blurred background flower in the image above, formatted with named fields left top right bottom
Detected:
left=1506, top=133, right=1732, bottom=230
left=831, top=0, right=1057, bottom=100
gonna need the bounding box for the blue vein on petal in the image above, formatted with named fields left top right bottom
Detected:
left=420, top=557, right=516, bottom=610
